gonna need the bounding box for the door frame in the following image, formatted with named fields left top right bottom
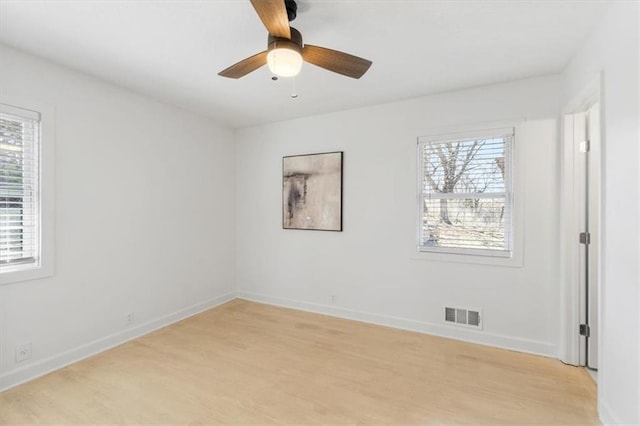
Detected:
left=560, top=74, right=602, bottom=366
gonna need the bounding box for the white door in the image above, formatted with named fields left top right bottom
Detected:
left=562, top=102, right=601, bottom=370
left=573, top=103, right=600, bottom=370
left=584, top=102, right=600, bottom=370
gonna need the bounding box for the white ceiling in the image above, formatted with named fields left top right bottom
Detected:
left=0, top=1, right=610, bottom=128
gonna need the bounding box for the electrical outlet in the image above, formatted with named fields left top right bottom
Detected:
left=126, top=312, right=135, bottom=326
left=330, top=295, right=338, bottom=305
left=16, top=342, right=32, bottom=362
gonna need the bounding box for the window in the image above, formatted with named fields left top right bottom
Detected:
left=1, top=104, right=40, bottom=270
left=417, top=128, right=514, bottom=257
left=1, top=100, right=53, bottom=283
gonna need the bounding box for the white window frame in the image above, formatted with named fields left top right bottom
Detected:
left=413, top=121, right=523, bottom=267
left=1, top=96, right=54, bottom=284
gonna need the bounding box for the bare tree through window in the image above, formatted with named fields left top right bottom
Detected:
left=418, top=130, right=513, bottom=255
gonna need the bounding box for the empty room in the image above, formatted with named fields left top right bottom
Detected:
left=0, top=0, right=638, bottom=424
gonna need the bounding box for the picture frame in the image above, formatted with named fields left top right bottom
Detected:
left=282, top=151, right=343, bottom=231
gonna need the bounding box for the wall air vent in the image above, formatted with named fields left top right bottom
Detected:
left=444, top=306, right=482, bottom=329
left=445, top=307, right=456, bottom=322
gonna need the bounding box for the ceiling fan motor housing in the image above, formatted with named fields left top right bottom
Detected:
left=268, top=27, right=303, bottom=55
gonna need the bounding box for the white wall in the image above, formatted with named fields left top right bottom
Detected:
left=2, top=6, right=635, bottom=421
left=236, top=76, right=562, bottom=357
left=0, top=45, right=237, bottom=390
left=562, top=3, right=640, bottom=424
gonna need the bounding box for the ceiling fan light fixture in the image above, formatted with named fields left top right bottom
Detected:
left=267, top=45, right=303, bottom=77
left=217, top=7, right=372, bottom=80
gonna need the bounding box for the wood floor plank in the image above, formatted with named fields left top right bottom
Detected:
left=0, top=299, right=599, bottom=424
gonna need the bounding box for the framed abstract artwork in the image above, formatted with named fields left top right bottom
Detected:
left=282, top=151, right=343, bottom=231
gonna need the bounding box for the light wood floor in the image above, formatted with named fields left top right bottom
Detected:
left=1, top=299, right=598, bottom=424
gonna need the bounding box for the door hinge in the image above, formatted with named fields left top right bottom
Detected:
left=580, top=140, right=591, bottom=153
left=579, top=324, right=591, bottom=337
left=579, top=232, right=591, bottom=245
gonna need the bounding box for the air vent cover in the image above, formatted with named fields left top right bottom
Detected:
left=445, top=307, right=456, bottom=322
left=467, top=310, right=480, bottom=327
left=444, top=306, right=482, bottom=329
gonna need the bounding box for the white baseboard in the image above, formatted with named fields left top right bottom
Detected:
left=599, top=399, right=625, bottom=425
left=237, top=291, right=557, bottom=358
left=0, top=291, right=237, bottom=392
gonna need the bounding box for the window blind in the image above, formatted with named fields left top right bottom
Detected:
left=418, top=128, right=513, bottom=256
left=0, top=104, right=41, bottom=269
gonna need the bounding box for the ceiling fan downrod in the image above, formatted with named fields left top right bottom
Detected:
left=285, top=0, right=297, bottom=22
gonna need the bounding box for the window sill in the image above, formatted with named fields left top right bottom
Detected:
left=1, top=263, right=53, bottom=285
left=410, top=247, right=523, bottom=268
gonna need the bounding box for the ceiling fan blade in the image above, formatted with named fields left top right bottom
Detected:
left=218, top=51, right=268, bottom=79
left=302, top=45, right=372, bottom=79
left=250, top=0, right=291, bottom=39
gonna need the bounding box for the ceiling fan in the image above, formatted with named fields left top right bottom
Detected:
left=218, top=0, right=372, bottom=79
